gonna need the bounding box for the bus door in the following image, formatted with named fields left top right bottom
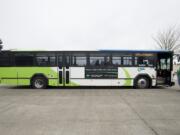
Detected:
left=57, top=55, right=70, bottom=86
left=156, top=53, right=172, bottom=85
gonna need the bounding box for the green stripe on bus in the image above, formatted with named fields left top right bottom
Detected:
left=0, top=67, right=57, bottom=78
left=0, top=67, right=79, bottom=86
left=0, top=67, right=58, bottom=86
left=122, top=68, right=132, bottom=86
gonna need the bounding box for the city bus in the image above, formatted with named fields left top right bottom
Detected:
left=0, top=50, right=174, bottom=89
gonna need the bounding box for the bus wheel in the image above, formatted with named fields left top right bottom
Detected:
left=32, top=76, right=47, bottom=89
left=135, top=76, right=149, bottom=89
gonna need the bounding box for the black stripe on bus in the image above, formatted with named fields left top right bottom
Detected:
left=1, top=77, right=58, bottom=79
left=70, top=78, right=156, bottom=79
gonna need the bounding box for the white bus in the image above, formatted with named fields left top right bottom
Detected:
left=173, top=54, right=180, bottom=65
left=0, top=50, right=174, bottom=89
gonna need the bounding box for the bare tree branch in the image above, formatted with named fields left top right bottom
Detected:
left=153, top=26, right=180, bottom=52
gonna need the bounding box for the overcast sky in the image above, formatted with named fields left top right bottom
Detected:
left=0, top=0, right=180, bottom=50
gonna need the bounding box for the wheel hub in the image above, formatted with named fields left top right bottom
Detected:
left=35, top=79, right=44, bottom=89
left=137, top=78, right=147, bottom=88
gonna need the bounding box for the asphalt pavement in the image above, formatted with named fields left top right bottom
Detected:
left=0, top=84, right=180, bottom=135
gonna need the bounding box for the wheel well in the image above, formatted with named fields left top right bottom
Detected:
left=134, top=74, right=152, bottom=88
left=30, top=74, right=48, bottom=86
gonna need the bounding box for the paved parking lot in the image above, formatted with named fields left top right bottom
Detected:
left=0, top=85, right=180, bottom=135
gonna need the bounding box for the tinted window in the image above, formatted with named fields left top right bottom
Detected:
left=58, top=56, right=63, bottom=66
left=112, top=56, right=121, bottom=66
left=0, top=52, right=10, bottom=66
left=123, top=57, right=132, bottom=66
left=49, top=56, right=56, bottom=66
left=134, top=53, right=155, bottom=67
left=159, top=58, right=170, bottom=70
left=15, top=54, right=34, bottom=66
left=105, top=56, right=111, bottom=65
left=90, top=57, right=105, bottom=66
left=65, top=56, right=70, bottom=66
left=36, top=56, right=48, bottom=66
left=72, top=56, right=87, bottom=66
left=35, top=53, right=56, bottom=66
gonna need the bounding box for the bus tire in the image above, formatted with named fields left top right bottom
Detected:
left=134, top=76, right=150, bottom=89
left=31, top=76, right=47, bottom=89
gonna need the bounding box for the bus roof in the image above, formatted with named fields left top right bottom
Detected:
left=99, top=49, right=172, bottom=53
left=1, top=49, right=173, bottom=53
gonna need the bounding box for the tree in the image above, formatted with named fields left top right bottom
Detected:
left=0, top=39, right=3, bottom=50
left=153, top=26, right=180, bottom=52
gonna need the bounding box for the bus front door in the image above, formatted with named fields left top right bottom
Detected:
left=157, top=53, right=172, bottom=85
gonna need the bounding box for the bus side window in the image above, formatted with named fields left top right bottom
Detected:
left=105, top=56, right=111, bottom=65
left=76, top=57, right=87, bottom=66
left=90, top=57, right=105, bottom=66
left=36, top=56, right=48, bottom=66
left=135, top=56, right=154, bottom=67
left=0, top=52, right=10, bottom=66
left=65, top=56, right=70, bottom=66
left=58, top=56, right=63, bottom=66
left=123, top=56, right=132, bottom=66
left=35, top=53, right=56, bottom=66
left=112, top=56, right=121, bottom=66
left=15, top=53, right=34, bottom=66
left=134, top=57, right=138, bottom=65
left=49, top=56, right=56, bottom=66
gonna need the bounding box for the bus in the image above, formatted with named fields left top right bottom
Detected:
left=173, top=53, right=180, bottom=65
left=0, top=50, right=174, bottom=89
